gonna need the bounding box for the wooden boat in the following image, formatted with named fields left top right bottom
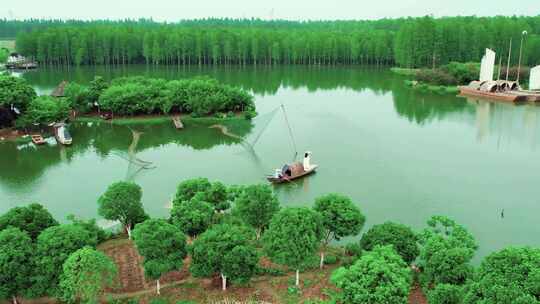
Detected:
left=53, top=123, right=72, bottom=145
left=172, top=116, right=184, bottom=129
left=459, top=85, right=540, bottom=103
left=267, top=152, right=318, bottom=184
left=31, top=134, right=46, bottom=145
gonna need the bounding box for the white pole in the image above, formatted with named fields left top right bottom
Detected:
left=295, top=269, right=300, bottom=287
left=506, top=38, right=512, bottom=82
left=517, top=31, right=527, bottom=84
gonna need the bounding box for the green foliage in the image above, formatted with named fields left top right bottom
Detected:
left=59, top=247, right=117, bottom=304
left=173, top=178, right=231, bottom=212
left=67, top=215, right=110, bottom=244
left=345, top=242, right=363, bottom=257
left=0, top=203, right=58, bottom=240
left=64, top=82, right=91, bottom=112
left=0, top=75, right=36, bottom=113
left=32, top=224, right=98, bottom=297
left=441, top=62, right=480, bottom=84
left=463, top=247, right=540, bottom=304
left=331, top=245, right=411, bottom=304
left=418, top=216, right=477, bottom=287
left=323, top=255, right=338, bottom=265
left=359, top=221, right=419, bottom=264
left=314, top=193, right=365, bottom=244
left=262, top=207, right=323, bottom=270
left=88, top=76, right=108, bottom=105
left=190, top=223, right=257, bottom=285
left=233, top=184, right=280, bottom=237
left=98, top=181, right=146, bottom=234
left=98, top=77, right=254, bottom=116
left=17, top=96, right=70, bottom=126
left=170, top=198, right=214, bottom=237
left=132, top=219, right=188, bottom=280
left=428, top=284, right=463, bottom=304
left=0, top=48, right=8, bottom=63
left=415, top=69, right=458, bottom=86
left=0, top=227, right=34, bottom=301
left=173, top=178, right=212, bottom=205
left=223, top=244, right=259, bottom=285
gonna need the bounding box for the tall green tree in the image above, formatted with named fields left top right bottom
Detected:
left=0, top=227, right=34, bottom=304
left=331, top=245, right=411, bottom=304
left=233, top=184, right=280, bottom=239
left=170, top=197, right=214, bottom=238
left=360, top=221, right=419, bottom=264
left=97, top=181, right=146, bottom=239
left=0, top=203, right=58, bottom=240
left=0, top=75, right=36, bottom=115
left=59, top=247, right=117, bottom=304
left=418, top=216, right=477, bottom=287
left=132, top=219, right=188, bottom=295
left=463, top=247, right=540, bottom=304
left=32, top=224, right=97, bottom=297
left=313, top=193, right=365, bottom=268
left=262, top=207, right=323, bottom=286
left=190, top=223, right=257, bottom=290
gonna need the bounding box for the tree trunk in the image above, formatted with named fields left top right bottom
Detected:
left=126, top=224, right=132, bottom=239
left=156, top=279, right=161, bottom=295
left=320, top=251, right=325, bottom=269
left=295, top=269, right=300, bottom=287
left=256, top=228, right=261, bottom=240
left=221, top=273, right=227, bottom=291
left=12, top=296, right=18, bottom=304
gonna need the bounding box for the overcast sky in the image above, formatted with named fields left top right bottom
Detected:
left=3, top=0, right=540, bottom=21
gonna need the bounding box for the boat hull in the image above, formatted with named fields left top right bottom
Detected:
left=267, top=165, right=318, bottom=184
left=458, top=86, right=540, bottom=103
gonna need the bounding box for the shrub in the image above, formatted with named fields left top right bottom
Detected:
left=17, top=96, right=70, bottom=126
left=345, top=242, right=363, bottom=257
left=415, top=69, right=457, bottom=85
left=428, top=284, right=463, bottom=304
left=323, top=255, right=338, bottom=265
left=441, top=62, right=480, bottom=84
left=64, top=83, right=91, bottom=112
left=360, top=221, right=419, bottom=264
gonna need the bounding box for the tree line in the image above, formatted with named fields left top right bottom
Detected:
left=1, top=177, right=539, bottom=303
left=9, top=16, right=540, bottom=68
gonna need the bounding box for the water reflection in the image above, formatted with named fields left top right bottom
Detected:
left=0, top=119, right=254, bottom=189
left=466, top=98, right=540, bottom=149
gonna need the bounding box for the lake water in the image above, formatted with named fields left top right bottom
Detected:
left=2, top=65, right=540, bottom=261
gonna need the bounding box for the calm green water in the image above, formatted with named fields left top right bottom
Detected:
left=2, top=65, right=540, bottom=261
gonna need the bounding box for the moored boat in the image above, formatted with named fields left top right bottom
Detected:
left=31, top=134, right=46, bottom=145
left=267, top=152, right=318, bottom=184
left=53, top=123, right=72, bottom=145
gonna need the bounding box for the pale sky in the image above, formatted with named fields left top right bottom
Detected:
left=3, top=0, right=540, bottom=21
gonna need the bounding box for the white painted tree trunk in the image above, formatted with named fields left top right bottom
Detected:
left=256, top=228, right=261, bottom=240
left=320, top=251, right=325, bottom=269
left=126, top=224, right=132, bottom=239
left=295, top=269, right=300, bottom=287
left=12, top=296, right=18, bottom=304
left=156, top=279, right=161, bottom=295
left=221, top=273, right=227, bottom=291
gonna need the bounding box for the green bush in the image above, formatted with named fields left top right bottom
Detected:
left=323, top=254, right=338, bottom=265
left=428, top=284, right=463, bottom=304
left=98, top=76, right=254, bottom=117
left=64, top=83, right=91, bottom=112
left=17, top=96, right=70, bottom=126
left=415, top=69, right=457, bottom=85
left=441, top=62, right=479, bottom=84
left=345, top=243, right=363, bottom=257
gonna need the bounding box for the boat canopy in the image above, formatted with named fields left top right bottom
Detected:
left=281, top=163, right=304, bottom=177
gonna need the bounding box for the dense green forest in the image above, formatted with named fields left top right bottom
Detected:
left=3, top=16, right=540, bottom=67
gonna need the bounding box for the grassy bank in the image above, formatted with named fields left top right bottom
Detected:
left=0, top=40, right=15, bottom=51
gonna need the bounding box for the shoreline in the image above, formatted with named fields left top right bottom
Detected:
left=0, top=113, right=252, bottom=143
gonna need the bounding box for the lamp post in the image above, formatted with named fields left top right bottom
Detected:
left=517, top=30, right=528, bottom=84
